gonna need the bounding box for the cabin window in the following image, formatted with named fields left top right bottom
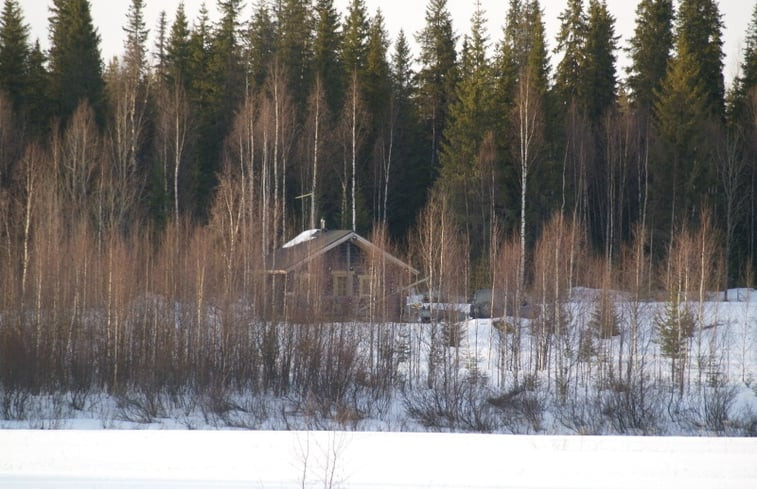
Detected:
left=332, top=271, right=349, bottom=297
left=359, top=275, right=372, bottom=297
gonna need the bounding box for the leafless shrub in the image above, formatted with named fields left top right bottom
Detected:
left=600, top=378, right=666, bottom=435
left=488, top=385, right=546, bottom=434
left=403, top=371, right=498, bottom=432
left=0, top=387, right=31, bottom=420
left=116, top=389, right=169, bottom=424
left=681, top=384, right=739, bottom=435
left=26, top=392, right=70, bottom=429
left=734, top=405, right=757, bottom=436
left=554, top=392, right=607, bottom=435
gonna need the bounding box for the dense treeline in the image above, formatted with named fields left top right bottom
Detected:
left=0, top=0, right=756, bottom=432
left=1, top=0, right=757, bottom=265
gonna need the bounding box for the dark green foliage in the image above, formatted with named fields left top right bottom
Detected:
left=655, top=295, right=695, bottom=373
left=165, top=2, right=191, bottom=88
left=588, top=292, right=620, bottom=340
left=0, top=0, right=28, bottom=111
left=582, top=0, right=617, bottom=123
left=652, top=41, right=712, bottom=236
left=628, top=0, right=674, bottom=112
left=676, top=0, right=724, bottom=117
left=23, top=40, right=50, bottom=136
left=415, top=0, right=458, bottom=183
left=0, top=0, right=753, bottom=280
left=729, top=2, right=757, bottom=126
left=341, top=0, right=369, bottom=78
left=246, top=1, right=276, bottom=93
left=554, top=0, right=586, bottom=109
left=154, top=10, right=167, bottom=74
left=384, top=30, right=425, bottom=238
left=123, top=0, right=148, bottom=77
left=438, top=0, right=497, bottom=256
left=275, top=0, right=313, bottom=109
left=47, top=0, right=105, bottom=125
left=312, top=0, right=342, bottom=113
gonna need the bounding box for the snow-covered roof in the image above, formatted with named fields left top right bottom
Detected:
left=282, top=229, right=320, bottom=249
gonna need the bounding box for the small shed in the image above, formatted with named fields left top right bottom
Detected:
left=265, top=229, right=419, bottom=321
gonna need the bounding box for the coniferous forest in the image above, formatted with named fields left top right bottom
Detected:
left=1, top=0, right=757, bottom=433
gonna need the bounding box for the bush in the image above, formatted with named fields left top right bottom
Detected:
left=403, top=372, right=498, bottom=432
left=600, top=378, right=666, bottom=435
left=488, top=386, right=546, bottom=434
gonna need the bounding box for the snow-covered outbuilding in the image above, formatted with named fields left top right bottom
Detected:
left=265, top=228, right=419, bottom=321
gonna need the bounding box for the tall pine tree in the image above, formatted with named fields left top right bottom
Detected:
left=48, top=0, right=105, bottom=125
left=0, top=0, right=29, bottom=112
left=628, top=0, right=674, bottom=113
left=312, top=0, right=342, bottom=114
left=439, top=0, right=496, bottom=257
left=554, top=0, right=586, bottom=110
left=676, top=0, right=724, bottom=117
left=415, top=0, right=457, bottom=187
left=582, top=0, right=617, bottom=124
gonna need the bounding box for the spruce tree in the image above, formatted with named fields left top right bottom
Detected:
left=154, top=10, right=167, bottom=75
left=729, top=1, right=757, bottom=125
left=676, top=0, right=724, bottom=117
left=165, top=2, right=191, bottom=88
left=653, top=45, right=709, bottom=235
left=554, top=0, right=586, bottom=109
left=341, top=0, right=369, bottom=78
left=275, top=0, right=312, bottom=109
left=439, top=0, right=495, bottom=255
left=582, top=0, right=617, bottom=123
left=363, top=9, right=391, bottom=222
left=312, top=0, right=342, bottom=114
left=415, top=0, right=457, bottom=184
left=386, top=29, right=424, bottom=237
left=24, top=40, right=49, bottom=136
left=246, top=1, right=276, bottom=93
left=123, top=0, right=148, bottom=79
left=741, top=2, right=757, bottom=95
left=628, top=0, right=674, bottom=113
left=0, top=0, right=29, bottom=112
left=48, top=0, right=105, bottom=125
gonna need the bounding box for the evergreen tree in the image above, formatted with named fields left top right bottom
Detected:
left=554, top=0, right=586, bottom=109
left=312, top=0, right=342, bottom=113
left=728, top=1, right=757, bottom=126
left=185, top=3, right=213, bottom=216
left=48, top=0, right=105, bottom=125
left=653, top=45, right=709, bottom=235
left=364, top=9, right=390, bottom=121
left=628, top=0, right=674, bottom=112
left=123, top=0, right=148, bottom=79
left=246, top=0, right=276, bottom=93
left=24, top=40, right=50, bottom=136
left=386, top=29, right=424, bottom=237
left=187, top=0, right=245, bottom=217
left=341, top=0, right=369, bottom=78
left=363, top=9, right=391, bottom=221
left=154, top=10, right=167, bottom=74
left=0, top=0, right=29, bottom=112
left=740, top=2, right=757, bottom=96
left=275, top=0, right=312, bottom=109
left=497, top=0, right=524, bottom=114
left=676, top=0, right=724, bottom=117
left=439, top=0, right=496, bottom=255
left=415, top=0, right=457, bottom=185
left=582, top=0, right=617, bottom=123
left=165, top=2, right=191, bottom=88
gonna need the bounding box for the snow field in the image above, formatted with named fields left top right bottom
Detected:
left=1, top=430, right=756, bottom=489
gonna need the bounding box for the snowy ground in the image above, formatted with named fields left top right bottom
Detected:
left=1, top=430, right=756, bottom=488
